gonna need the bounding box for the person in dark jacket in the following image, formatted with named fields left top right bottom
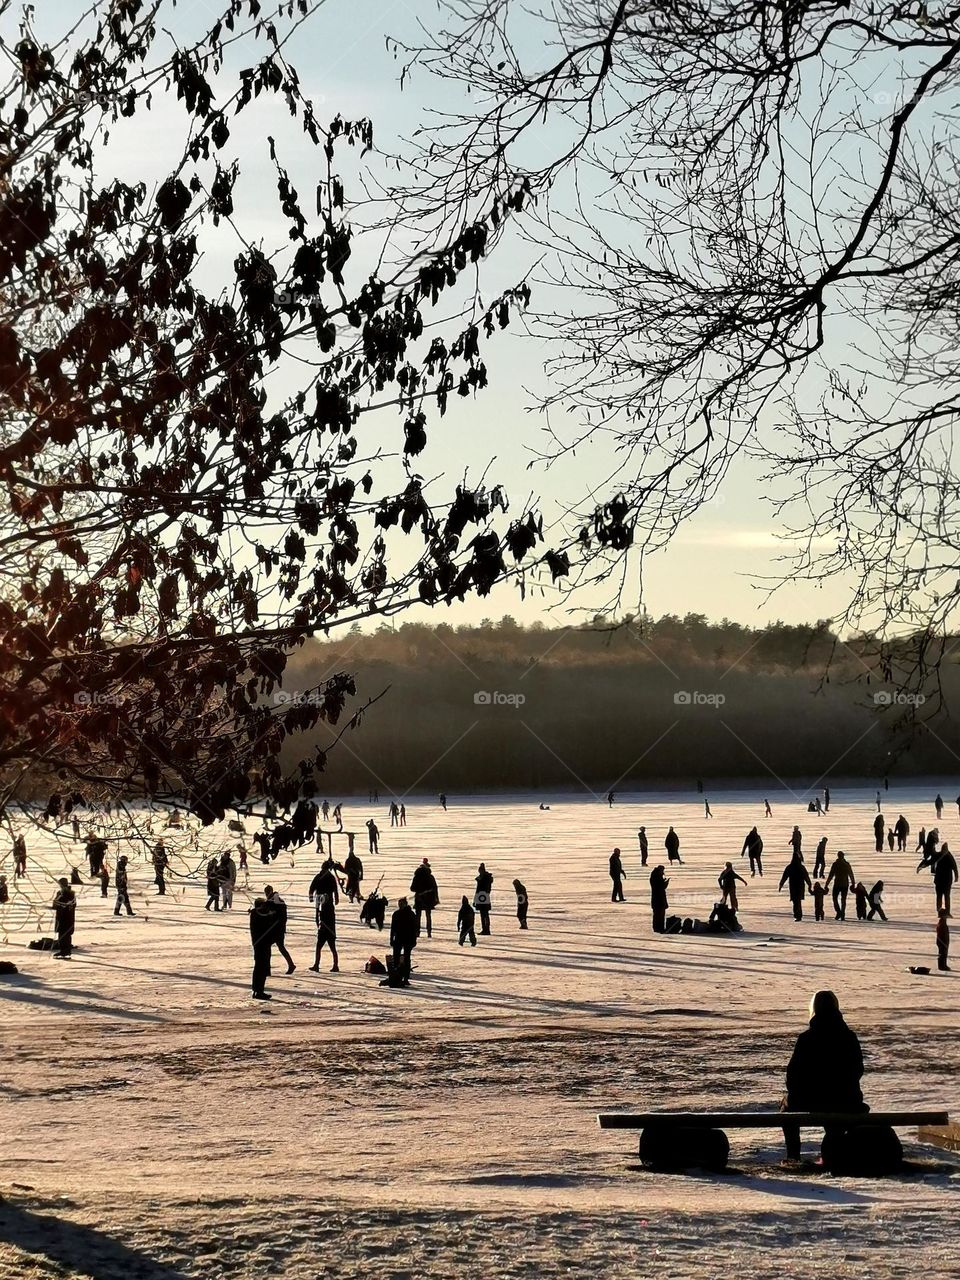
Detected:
left=366, top=819, right=379, bottom=854
left=933, top=844, right=958, bottom=916
left=637, top=827, right=649, bottom=867
left=308, top=861, right=340, bottom=972
left=249, top=897, right=279, bottom=999
left=650, top=866, right=669, bottom=933
left=204, top=857, right=221, bottom=911
left=812, top=880, right=826, bottom=922
left=854, top=882, right=869, bottom=921
left=935, top=793, right=944, bottom=819
left=474, top=863, right=493, bottom=934
left=936, top=908, right=950, bottom=971
left=664, top=828, right=682, bottom=865
left=894, top=814, right=909, bottom=852
left=390, top=897, right=418, bottom=982
left=113, top=855, right=134, bottom=916
left=609, top=847, right=625, bottom=902
left=457, top=895, right=477, bottom=946
left=781, top=990, right=867, bottom=1160
left=741, top=827, right=763, bottom=876
left=343, top=850, right=364, bottom=903
left=152, top=842, right=169, bottom=895
left=718, top=862, right=747, bottom=911
left=513, top=878, right=529, bottom=929
left=825, top=851, right=856, bottom=921
left=410, top=858, right=440, bottom=937
left=867, top=880, right=887, bottom=921
left=789, top=827, right=803, bottom=858
left=85, top=834, right=106, bottom=878
left=264, top=885, right=296, bottom=973
left=873, top=812, right=885, bottom=854
left=52, top=879, right=76, bottom=958
left=779, top=855, right=812, bottom=922
left=813, top=836, right=827, bottom=880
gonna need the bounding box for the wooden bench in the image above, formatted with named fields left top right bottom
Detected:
left=598, top=1109, right=950, bottom=1173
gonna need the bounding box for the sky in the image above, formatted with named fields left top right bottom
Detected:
left=14, top=0, right=864, bottom=631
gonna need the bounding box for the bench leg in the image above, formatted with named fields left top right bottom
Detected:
left=639, top=1126, right=729, bottom=1173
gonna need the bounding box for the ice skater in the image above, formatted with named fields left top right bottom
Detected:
left=410, top=858, right=439, bottom=938
left=457, top=895, right=477, bottom=946
left=779, top=854, right=812, bottom=922
left=474, top=863, right=493, bottom=934
left=609, top=847, right=625, bottom=902
left=742, top=827, right=764, bottom=877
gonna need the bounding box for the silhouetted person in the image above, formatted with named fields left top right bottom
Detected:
left=789, top=826, right=802, bottom=858
left=152, top=842, right=169, bottom=895
left=893, top=815, right=909, bottom=851
left=935, top=793, right=944, bottom=820
left=219, top=851, right=237, bottom=910
left=205, top=857, right=221, bottom=912
left=917, top=826, right=927, bottom=853
left=609, top=847, right=625, bottom=902
left=0, top=875, right=8, bottom=904
left=410, top=858, right=439, bottom=937
left=114, top=855, right=134, bottom=916
left=439, top=793, right=447, bottom=811
left=264, top=884, right=295, bottom=973
left=664, top=827, right=682, bottom=865
left=249, top=897, right=278, bottom=1000
left=513, top=879, right=529, bottom=929
left=764, top=798, right=773, bottom=817
left=854, top=882, right=869, bottom=921
left=781, top=991, right=866, bottom=1161
left=457, top=895, right=477, bottom=946
left=826, top=851, right=856, bottom=921
left=823, top=787, right=830, bottom=812
left=650, top=866, right=669, bottom=933
left=607, top=790, right=615, bottom=807
left=399, top=804, right=406, bottom=826
left=474, top=863, right=493, bottom=934
left=308, top=862, right=340, bottom=972
left=389, top=802, right=399, bottom=827
left=934, top=844, right=958, bottom=916
left=812, top=880, right=826, bottom=922
left=873, top=812, right=885, bottom=853
left=718, top=862, right=746, bottom=911
left=937, top=909, right=950, bottom=971
left=85, top=834, right=106, bottom=878
left=704, top=798, right=712, bottom=818
left=886, top=827, right=895, bottom=852
left=52, top=878, right=76, bottom=958
left=813, top=836, right=827, bottom=879
left=875, top=790, right=882, bottom=813
left=779, top=855, right=812, bottom=921
left=343, top=850, right=364, bottom=903
left=742, top=827, right=763, bottom=876
left=99, top=861, right=109, bottom=898
left=13, top=834, right=26, bottom=879
left=867, top=880, right=887, bottom=922
left=366, top=819, right=379, bottom=854
left=70, top=866, right=83, bottom=886
left=638, top=827, right=649, bottom=866
left=321, top=800, right=330, bottom=822
left=390, top=897, right=418, bottom=983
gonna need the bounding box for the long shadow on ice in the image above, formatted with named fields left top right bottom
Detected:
left=0, top=972, right=166, bottom=1022
left=0, top=1199, right=188, bottom=1278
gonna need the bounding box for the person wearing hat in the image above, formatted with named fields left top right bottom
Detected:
left=410, top=858, right=440, bottom=938
left=52, top=878, right=76, bottom=958
left=114, top=855, right=135, bottom=916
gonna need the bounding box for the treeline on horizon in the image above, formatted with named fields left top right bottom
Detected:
left=278, top=615, right=960, bottom=793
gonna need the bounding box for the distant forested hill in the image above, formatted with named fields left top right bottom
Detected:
left=279, top=616, right=960, bottom=793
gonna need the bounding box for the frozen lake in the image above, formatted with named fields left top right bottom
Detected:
left=1, top=784, right=958, bottom=1279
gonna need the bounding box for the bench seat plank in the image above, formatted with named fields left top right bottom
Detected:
left=598, top=1110, right=949, bottom=1130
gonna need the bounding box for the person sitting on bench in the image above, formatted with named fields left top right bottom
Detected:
left=781, top=990, right=867, bottom=1162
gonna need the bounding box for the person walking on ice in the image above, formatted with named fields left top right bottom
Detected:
left=513, top=879, right=529, bottom=929
left=638, top=827, right=649, bottom=867
left=664, top=827, right=682, bottom=865
left=779, top=854, right=812, bottom=922
left=474, top=863, right=493, bottom=934
left=114, top=855, right=135, bottom=917
left=718, top=862, right=746, bottom=912
left=609, top=847, right=626, bottom=902
left=826, top=851, right=856, bottom=921
left=936, top=909, right=950, bottom=971
left=52, top=878, right=76, bottom=959
left=457, top=895, right=477, bottom=947
left=366, top=819, right=379, bottom=854
left=813, top=836, right=827, bottom=880
left=742, top=827, right=763, bottom=876
left=867, top=880, right=887, bottom=921
left=935, top=793, right=944, bottom=820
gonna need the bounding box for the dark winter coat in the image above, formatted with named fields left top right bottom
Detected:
left=785, top=1011, right=864, bottom=1110
left=779, top=858, right=812, bottom=900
